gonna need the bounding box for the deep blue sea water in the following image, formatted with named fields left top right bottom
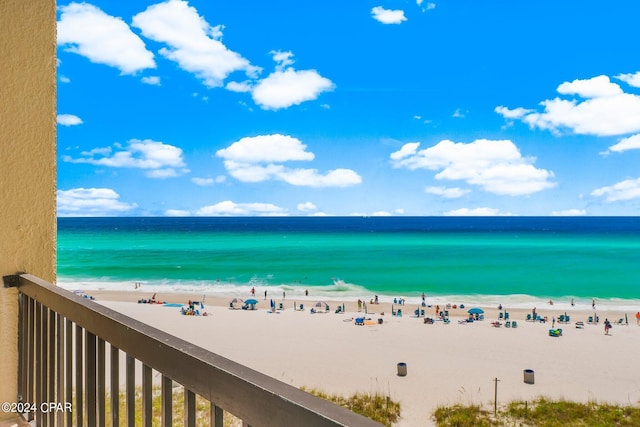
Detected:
left=57, top=217, right=640, bottom=309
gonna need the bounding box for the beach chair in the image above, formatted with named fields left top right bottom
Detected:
left=512, top=321, right=518, bottom=328
left=299, top=304, right=304, bottom=311
left=421, top=309, right=426, bottom=316
left=397, top=309, right=402, bottom=317
left=499, top=312, right=504, bottom=319
left=526, top=314, right=531, bottom=321
left=575, top=321, right=584, bottom=329
left=504, top=312, right=509, bottom=320
left=326, top=305, right=330, bottom=312
left=355, top=317, right=364, bottom=326
left=278, top=303, right=284, bottom=310
left=505, top=321, right=511, bottom=328
left=414, top=309, right=420, bottom=317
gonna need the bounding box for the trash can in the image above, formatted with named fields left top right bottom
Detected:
left=397, top=362, right=407, bottom=376
left=524, top=369, right=534, bottom=384
left=378, top=318, right=383, bottom=324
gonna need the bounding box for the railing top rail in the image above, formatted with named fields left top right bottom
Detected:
left=11, top=273, right=384, bottom=427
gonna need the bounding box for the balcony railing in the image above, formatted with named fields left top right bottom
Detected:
left=4, top=273, right=383, bottom=427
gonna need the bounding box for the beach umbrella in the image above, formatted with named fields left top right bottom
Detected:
left=229, top=298, right=244, bottom=304
left=245, top=298, right=258, bottom=305
left=313, top=301, right=329, bottom=309
left=467, top=307, right=484, bottom=315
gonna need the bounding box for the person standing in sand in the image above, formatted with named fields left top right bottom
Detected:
left=636, top=312, right=640, bottom=325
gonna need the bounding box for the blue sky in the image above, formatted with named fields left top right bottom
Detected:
left=57, top=0, right=640, bottom=216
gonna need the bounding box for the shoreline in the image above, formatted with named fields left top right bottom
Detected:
left=82, top=288, right=640, bottom=427
left=64, top=283, right=640, bottom=313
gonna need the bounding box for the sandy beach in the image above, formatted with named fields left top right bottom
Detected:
left=89, top=289, right=640, bottom=427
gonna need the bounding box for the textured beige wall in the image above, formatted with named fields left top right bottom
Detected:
left=0, top=0, right=56, bottom=415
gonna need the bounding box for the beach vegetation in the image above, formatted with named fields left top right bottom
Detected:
left=433, top=398, right=640, bottom=426
left=301, top=387, right=401, bottom=427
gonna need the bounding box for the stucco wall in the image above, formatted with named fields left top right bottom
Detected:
left=0, top=0, right=56, bottom=415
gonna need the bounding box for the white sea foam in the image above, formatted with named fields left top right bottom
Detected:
left=56, top=277, right=640, bottom=311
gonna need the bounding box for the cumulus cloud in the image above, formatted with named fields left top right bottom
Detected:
left=57, top=3, right=155, bottom=74
left=191, top=176, right=225, bottom=186
left=424, top=186, right=470, bottom=198
left=371, top=6, right=407, bottom=24
left=616, top=71, right=640, bottom=88
left=195, top=200, right=287, bottom=216
left=63, top=139, right=189, bottom=178
left=390, top=139, right=555, bottom=196
left=297, top=202, right=318, bottom=212
left=141, top=76, right=161, bottom=85
left=591, top=178, right=640, bottom=202
left=496, top=75, right=640, bottom=136
left=57, top=114, right=83, bottom=126
left=216, top=134, right=361, bottom=187
left=444, top=207, right=513, bottom=216
left=551, top=209, right=586, bottom=216
left=251, top=51, right=334, bottom=110
left=601, top=134, right=640, bottom=155
left=57, top=188, right=137, bottom=216
left=132, top=0, right=258, bottom=88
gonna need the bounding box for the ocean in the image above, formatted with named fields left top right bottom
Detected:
left=57, top=216, right=640, bottom=310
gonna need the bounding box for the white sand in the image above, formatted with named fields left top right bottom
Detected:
left=94, top=292, right=640, bottom=427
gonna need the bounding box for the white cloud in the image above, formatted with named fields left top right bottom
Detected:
left=216, top=134, right=361, bottom=187
left=132, top=0, right=258, bottom=88
left=551, top=209, right=586, bottom=216
left=424, top=186, right=470, bottom=198
left=371, top=6, right=407, bottom=24
left=444, top=207, right=513, bottom=216
left=196, top=201, right=287, bottom=216
left=271, top=50, right=295, bottom=71
left=591, top=178, right=640, bottom=202
left=57, top=3, right=155, bottom=74
left=57, top=114, right=83, bottom=126
left=452, top=108, right=466, bottom=118
left=217, top=134, right=314, bottom=163
left=165, top=209, right=191, bottom=216
left=391, top=139, right=555, bottom=196
left=57, top=188, right=137, bottom=216
left=297, top=202, right=317, bottom=212
left=191, top=176, right=225, bottom=186
left=141, top=76, right=161, bottom=85
left=601, top=134, right=640, bottom=155
left=251, top=59, right=334, bottom=110
left=225, top=81, right=253, bottom=93
left=63, top=139, right=189, bottom=178
left=616, top=71, right=640, bottom=88
left=497, top=75, right=640, bottom=136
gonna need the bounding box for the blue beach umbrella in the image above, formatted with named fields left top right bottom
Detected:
left=245, top=299, right=258, bottom=305
left=467, top=307, right=484, bottom=315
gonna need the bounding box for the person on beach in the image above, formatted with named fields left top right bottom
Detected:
left=636, top=312, right=640, bottom=325
left=264, top=290, right=267, bottom=300
left=357, top=299, right=362, bottom=312
left=604, top=318, right=611, bottom=335
left=571, top=298, right=575, bottom=307
left=283, top=291, right=286, bottom=300
left=592, top=299, right=596, bottom=309
left=305, top=289, right=308, bottom=296
left=251, top=287, right=255, bottom=296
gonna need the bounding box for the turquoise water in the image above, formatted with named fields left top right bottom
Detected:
left=57, top=217, right=640, bottom=308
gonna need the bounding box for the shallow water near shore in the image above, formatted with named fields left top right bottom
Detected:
left=57, top=216, right=640, bottom=310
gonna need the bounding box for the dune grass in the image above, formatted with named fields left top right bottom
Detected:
left=433, top=398, right=640, bottom=427
left=301, top=387, right=401, bottom=427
